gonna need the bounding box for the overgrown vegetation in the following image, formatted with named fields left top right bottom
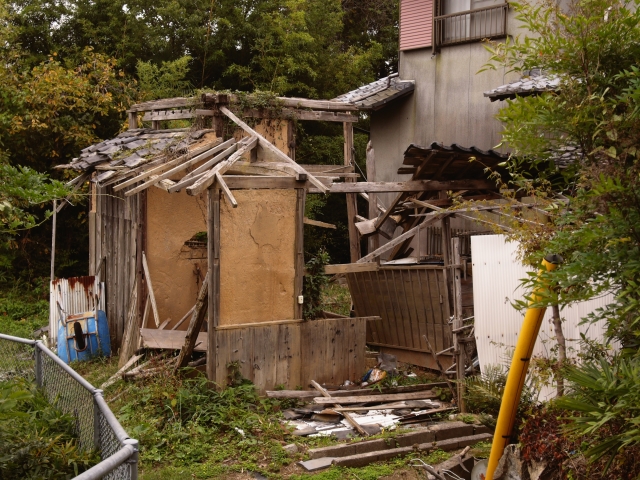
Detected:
left=0, top=377, right=98, bottom=478
left=482, top=0, right=640, bottom=471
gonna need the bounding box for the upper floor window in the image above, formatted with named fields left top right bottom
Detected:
left=433, top=0, right=508, bottom=51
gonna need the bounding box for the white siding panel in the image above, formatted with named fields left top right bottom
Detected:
left=471, top=234, right=616, bottom=400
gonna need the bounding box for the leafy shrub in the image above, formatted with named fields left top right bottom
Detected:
left=303, top=250, right=330, bottom=320
left=0, top=378, right=98, bottom=478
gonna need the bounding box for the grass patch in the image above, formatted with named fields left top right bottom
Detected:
left=0, top=282, right=49, bottom=338
left=321, top=282, right=351, bottom=317
left=0, top=377, right=98, bottom=478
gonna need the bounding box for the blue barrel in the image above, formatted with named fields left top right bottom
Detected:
left=57, top=310, right=111, bottom=364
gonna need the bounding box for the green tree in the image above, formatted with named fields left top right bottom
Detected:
left=483, top=0, right=640, bottom=471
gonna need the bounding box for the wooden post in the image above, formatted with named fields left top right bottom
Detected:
left=89, top=180, right=96, bottom=275
left=344, top=122, right=360, bottom=262
left=128, top=112, right=137, bottom=130
left=294, top=188, right=305, bottom=319
left=366, top=141, right=379, bottom=254
left=50, top=200, right=57, bottom=283
left=207, top=186, right=221, bottom=383
left=175, top=276, right=209, bottom=371
left=451, top=237, right=466, bottom=412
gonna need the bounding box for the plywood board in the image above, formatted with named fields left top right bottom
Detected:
left=140, top=328, right=207, bottom=351
left=219, top=189, right=297, bottom=326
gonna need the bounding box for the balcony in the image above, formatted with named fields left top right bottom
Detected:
left=433, top=3, right=508, bottom=51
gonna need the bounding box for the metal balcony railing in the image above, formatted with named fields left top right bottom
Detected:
left=433, top=3, right=508, bottom=51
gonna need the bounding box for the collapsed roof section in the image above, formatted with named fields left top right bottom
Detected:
left=55, top=92, right=370, bottom=201
left=333, top=73, right=415, bottom=110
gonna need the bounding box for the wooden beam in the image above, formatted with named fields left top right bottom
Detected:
left=223, top=176, right=307, bottom=190
left=324, top=263, right=379, bottom=275
left=311, top=380, right=369, bottom=436
left=219, top=106, right=329, bottom=193
left=143, top=109, right=195, bottom=121
left=344, top=122, right=360, bottom=262
left=186, top=136, right=257, bottom=196
left=207, top=187, right=221, bottom=382
left=170, top=305, right=195, bottom=330
left=141, top=252, right=160, bottom=328
left=303, top=217, right=336, bottom=229
left=124, top=139, right=234, bottom=196
left=166, top=144, right=238, bottom=193
left=175, top=276, right=209, bottom=371
left=313, top=390, right=438, bottom=405
left=113, top=140, right=222, bottom=192
left=310, top=179, right=499, bottom=194
left=366, top=141, right=379, bottom=253
left=225, top=161, right=297, bottom=177
left=356, top=214, right=444, bottom=263
left=240, top=108, right=358, bottom=122
left=215, top=172, right=237, bottom=208
left=295, top=189, right=305, bottom=319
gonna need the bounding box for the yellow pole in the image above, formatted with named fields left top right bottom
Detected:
left=484, top=254, right=562, bottom=480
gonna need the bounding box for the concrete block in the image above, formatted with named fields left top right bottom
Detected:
left=474, top=424, right=492, bottom=435
left=431, top=421, right=475, bottom=441
left=298, top=457, right=336, bottom=472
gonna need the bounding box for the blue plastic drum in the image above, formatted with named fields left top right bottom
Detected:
left=57, top=310, right=111, bottom=364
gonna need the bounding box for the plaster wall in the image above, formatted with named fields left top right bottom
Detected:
left=219, top=189, right=297, bottom=325
left=146, top=188, right=208, bottom=329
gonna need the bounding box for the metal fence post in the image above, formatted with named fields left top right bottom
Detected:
left=34, top=341, right=43, bottom=388
left=124, top=439, right=139, bottom=480
left=93, top=390, right=103, bottom=452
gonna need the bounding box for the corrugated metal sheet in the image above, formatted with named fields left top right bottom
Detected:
left=49, top=276, right=106, bottom=348
left=400, top=0, right=433, bottom=51
left=471, top=235, right=615, bottom=400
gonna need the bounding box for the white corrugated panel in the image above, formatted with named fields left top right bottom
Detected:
left=471, top=235, right=615, bottom=400
left=49, top=276, right=106, bottom=348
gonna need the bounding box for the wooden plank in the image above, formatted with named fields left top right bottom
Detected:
left=219, top=106, right=328, bottom=193
left=324, top=263, right=379, bottom=275
left=186, top=136, right=257, bottom=196
left=128, top=97, right=193, bottom=112
left=240, top=108, right=358, bottom=122
left=102, top=353, right=143, bottom=389
left=311, top=380, right=369, bottom=436
left=140, top=328, right=207, bottom=351
left=123, top=138, right=232, bottom=196
left=175, top=276, right=209, bottom=371
left=207, top=187, right=221, bottom=382
left=215, top=319, right=304, bottom=331
left=223, top=176, right=306, bottom=190
left=276, top=324, right=300, bottom=388
left=452, top=237, right=466, bottom=412
left=167, top=142, right=239, bottom=192
left=303, top=217, right=336, bottom=229
left=366, top=141, right=379, bottom=253
left=295, top=189, right=305, bottom=319
left=141, top=252, right=160, bottom=328
left=215, top=173, right=238, bottom=208
left=314, top=390, right=438, bottom=405
left=118, top=282, right=139, bottom=367
left=357, top=214, right=445, bottom=263
left=226, top=161, right=296, bottom=177
left=170, top=305, right=195, bottom=330
left=344, top=122, right=360, bottom=262
left=355, top=218, right=377, bottom=235
left=112, top=141, right=220, bottom=192
left=143, top=109, right=196, bottom=121
left=314, top=179, right=498, bottom=193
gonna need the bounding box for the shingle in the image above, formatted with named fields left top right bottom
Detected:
left=484, top=71, right=561, bottom=101
left=333, top=74, right=415, bottom=110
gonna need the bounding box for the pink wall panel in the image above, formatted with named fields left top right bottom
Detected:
left=400, top=0, right=433, bottom=51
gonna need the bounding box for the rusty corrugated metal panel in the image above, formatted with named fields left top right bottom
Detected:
left=400, top=0, right=433, bottom=51
left=49, top=276, right=105, bottom=348
left=471, top=234, right=615, bottom=400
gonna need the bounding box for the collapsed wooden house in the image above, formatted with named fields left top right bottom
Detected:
left=324, top=142, right=549, bottom=407
left=55, top=93, right=374, bottom=392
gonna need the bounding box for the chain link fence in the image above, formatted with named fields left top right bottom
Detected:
left=0, top=333, right=138, bottom=480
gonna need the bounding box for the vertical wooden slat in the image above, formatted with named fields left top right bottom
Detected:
left=382, top=270, right=401, bottom=347
left=452, top=237, right=466, bottom=411
left=207, top=187, right=221, bottom=382
left=343, top=122, right=360, bottom=263
left=294, top=189, right=305, bottom=319
left=366, top=141, right=379, bottom=254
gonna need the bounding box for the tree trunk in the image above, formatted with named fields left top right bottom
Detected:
left=552, top=305, right=566, bottom=397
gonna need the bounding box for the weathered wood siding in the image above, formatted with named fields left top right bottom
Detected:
left=347, top=266, right=452, bottom=354
left=91, top=185, right=141, bottom=349
left=400, top=0, right=433, bottom=51
left=212, top=317, right=368, bottom=393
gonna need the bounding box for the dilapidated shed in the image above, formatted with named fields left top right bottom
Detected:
left=55, top=93, right=374, bottom=392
